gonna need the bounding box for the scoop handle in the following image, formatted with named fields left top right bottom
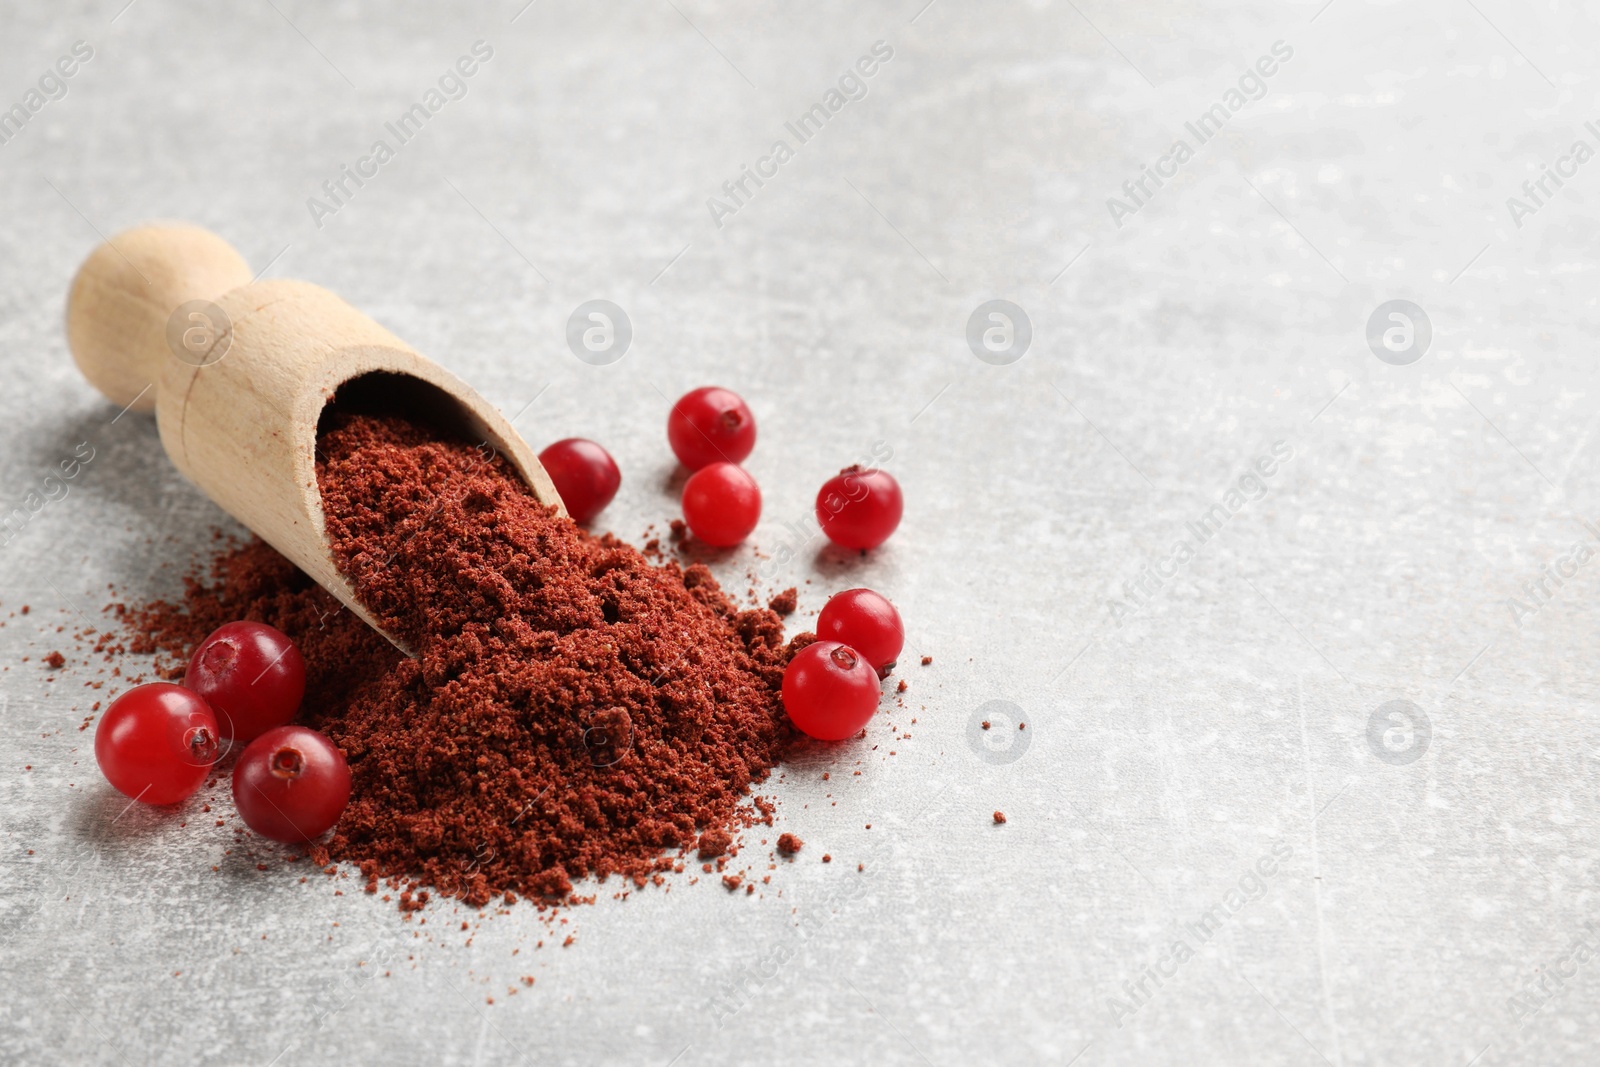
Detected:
left=66, top=224, right=254, bottom=413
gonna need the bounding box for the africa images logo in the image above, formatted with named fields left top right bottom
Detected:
left=1107, top=441, right=1294, bottom=626
left=1366, top=299, right=1431, bottom=366
left=305, top=41, right=494, bottom=228
left=705, top=40, right=894, bottom=228
left=1504, top=121, right=1600, bottom=230
left=1106, top=40, right=1294, bottom=228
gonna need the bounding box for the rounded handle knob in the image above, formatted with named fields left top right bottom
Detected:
left=66, top=224, right=253, bottom=412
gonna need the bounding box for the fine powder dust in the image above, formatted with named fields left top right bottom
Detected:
left=118, top=412, right=804, bottom=906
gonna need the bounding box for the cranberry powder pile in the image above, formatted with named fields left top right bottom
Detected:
left=117, top=412, right=803, bottom=906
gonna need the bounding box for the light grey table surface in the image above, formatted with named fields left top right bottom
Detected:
left=3, top=0, right=1600, bottom=1064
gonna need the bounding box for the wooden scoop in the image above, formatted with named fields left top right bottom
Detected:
left=66, top=223, right=564, bottom=652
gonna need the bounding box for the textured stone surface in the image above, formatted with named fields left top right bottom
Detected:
left=3, top=0, right=1600, bottom=1064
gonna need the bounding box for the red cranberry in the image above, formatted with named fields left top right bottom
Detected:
left=816, top=467, right=902, bottom=550
left=538, top=438, right=622, bottom=524
left=681, top=462, right=761, bottom=546
left=231, top=725, right=351, bottom=843
left=184, top=622, right=305, bottom=744
left=782, top=642, right=880, bottom=741
left=667, top=386, right=756, bottom=470
left=817, top=588, right=904, bottom=677
left=94, top=683, right=219, bottom=805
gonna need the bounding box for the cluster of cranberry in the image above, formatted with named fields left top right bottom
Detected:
left=95, top=622, right=347, bottom=842
left=537, top=385, right=904, bottom=550
left=784, top=587, right=904, bottom=741
left=540, top=386, right=907, bottom=742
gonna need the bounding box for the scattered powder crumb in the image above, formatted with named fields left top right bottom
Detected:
left=697, top=829, right=732, bottom=859
left=776, top=833, right=803, bottom=856
left=993, top=811, right=1006, bottom=824
left=43, top=651, right=64, bottom=669
left=920, top=655, right=931, bottom=665
left=722, top=874, right=742, bottom=891
left=821, top=853, right=831, bottom=863
left=896, top=679, right=907, bottom=693
left=767, top=588, right=797, bottom=615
